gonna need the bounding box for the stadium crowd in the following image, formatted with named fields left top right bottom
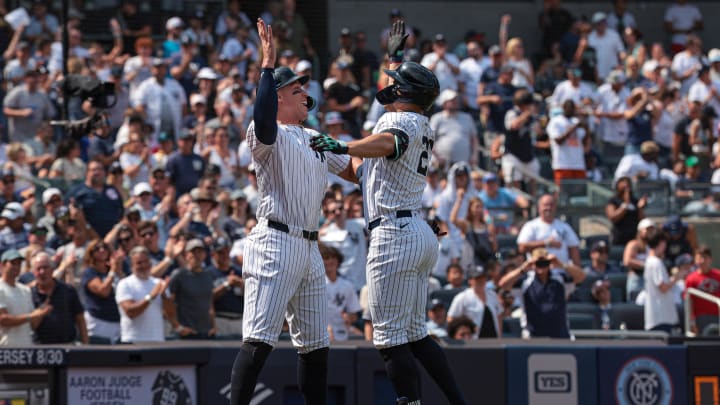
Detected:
left=1, top=0, right=720, bottom=345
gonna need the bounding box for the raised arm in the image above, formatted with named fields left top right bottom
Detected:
left=253, top=18, right=278, bottom=145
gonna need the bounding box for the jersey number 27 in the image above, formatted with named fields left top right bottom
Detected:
left=416, top=136, right=434, bottom=176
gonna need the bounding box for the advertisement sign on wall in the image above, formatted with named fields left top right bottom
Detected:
left=67, top=365, right=196, bottom=405
left=506, top=346, right=597, bottom=405
left=597, top=347, right=687, bottom=405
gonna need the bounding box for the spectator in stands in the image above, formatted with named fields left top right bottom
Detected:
left=478, top=65, right=516, bottom=150
left=82, top=239, right=124, bottom=344
left=430, top=89, right=478, bottom=169
left=517, top=194, right=582, bottom=278
left=606, top=176, right=647, bottom=246
left=538, top=0, right=575, bottom=59
left=321, top=244, right=361, bottom=342
left=166, top=239, right=215, bottom=339
left=53, top=203, right=97, bottom=292
left=671, top=35, right=704, bottom=95
left=595, top=70, right=630, bottom=154
left=685, top=245, right=720, bottom=334
left=0, top=202, right=29, bottom=253
left=325, top=60, right=365, bottom=138
left=547, top=100, right=590, bottom=185
left=445, top=263, right=466, bottom=290
left=676, top=156, right=709, bottom=199
left=608, top=0, right=637, bottom=34
left=591, top=279, right=613, bottom=330
left=436, top=162, right=476, bottom=246
left=115, top=246, right=167, bottom=343
left=479, top=45, right=504, bottom=94
left=447, top=266, right=501, bottom=338
left=426, top=298, right=449, bottom=338
left=459, top=40, right=487, bottom=116
left=624, top=218, right=655, bottom=301
left=166, top=129, right=206, bottom=197
left=625, top=87, right=659, bottom=155
left=0, top=249, right=48, bottom=345
left=673, top=100, right=702, bottom=163
left=685, top=105, right=717, bottom=175
left=451, top=196, right=496, bottom=269
left=48, top=138, right=86, bottom=182
left=319, top=198, right=367, bottom=291
left=3, top=69, right=55, bottom=143
left=132, top=58, right=187, bottom=143
left=499, top=248, right=584, bottom=338
left=499, top=15, right=535, bottom=91
left=664, top=0, right=703, bottom=55
left=588, top=12, right=626, bottom=81
left=500, top=89, right=541, bottom=191
left=642, top=228, right=680, bottom=334
left=446, top=316, right=476, bottom=340
left=136, top=221, right=165, bottom=266
left=584, top=240, right=622, bottom=277
left=662, top=215, right=698, bottom=266
left=209, top=237, right=244, bottom=339
left=67, top=160, right=124, bottom=237
left=614, top=140, right=660, bottom=181
left=115, top=0, right=152, bottom=56
left=549, top=65, right=594, bottom=109
left=26, top=122, right=56, bottom=176
left=421, top=33, right=461, bottom=94
left=31, top=252, right=88, bottom=344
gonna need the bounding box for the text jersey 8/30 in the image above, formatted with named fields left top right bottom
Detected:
left=364, top=111, right=435, bottom=219
left=247, top=121, right=350, bottom=229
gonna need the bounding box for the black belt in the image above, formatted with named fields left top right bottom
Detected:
left=267, top=220, right=318, bottom=241
left=368, top=210, right=412, bottom=232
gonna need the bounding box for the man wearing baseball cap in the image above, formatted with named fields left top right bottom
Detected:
left=209, top=237, right=244, bottom=339
left=499, top=248, right=583, bottom=338
left=131, top=55, right=187, bottom=143
left=0, top=249, right=51, bottom=345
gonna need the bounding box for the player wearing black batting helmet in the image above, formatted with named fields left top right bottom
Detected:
left=272, top=66, right=317, bottom=110
left=310, top=20, right=466, bottom=405
left=376, top=61, right=440, bottom=111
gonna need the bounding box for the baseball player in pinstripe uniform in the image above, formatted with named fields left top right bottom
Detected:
left=230, top=19, right=358, bottom=405
left=311, top=21, right=467, bottom=405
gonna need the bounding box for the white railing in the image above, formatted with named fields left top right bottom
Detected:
left=684, top=287, right=720, bottom=337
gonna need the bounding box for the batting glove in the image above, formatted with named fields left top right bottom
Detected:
left=387, top=20, right=408, bottom=63
left=310, top=134, right=348, bottom=154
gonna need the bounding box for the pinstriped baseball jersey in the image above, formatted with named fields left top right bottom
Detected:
left=364, top=112, right=434, bottom=219
left=246, top=121, right=350, bottom=229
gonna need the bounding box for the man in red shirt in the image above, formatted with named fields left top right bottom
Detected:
left=685, top=245, right=720, bottom=334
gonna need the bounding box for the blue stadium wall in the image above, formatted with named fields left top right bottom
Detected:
left=0, top=340, right=718, bottom=404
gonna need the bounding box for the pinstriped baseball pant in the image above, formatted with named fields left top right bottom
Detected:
left=367, top=216, right=438, bottom=348
left=242, top=223, right=329, bottom=353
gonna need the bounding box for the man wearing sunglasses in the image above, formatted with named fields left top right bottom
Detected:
left=499, top=247, right=585, bottom=338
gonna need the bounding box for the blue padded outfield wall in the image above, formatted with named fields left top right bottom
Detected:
left=0, top=340, right=716, bottom=404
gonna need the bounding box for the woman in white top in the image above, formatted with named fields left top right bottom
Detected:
left=208, top=126, right=240, bottom=189
left=5, top=143, right=34, bottom=192
left=49, top=138, right=86, bottom=183
left=119, top=131, right=155, bottom=190
left=499, top=14, right=534, bottom=91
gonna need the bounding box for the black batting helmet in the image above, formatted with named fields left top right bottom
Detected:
left=376, top=62, right=440, bottom=111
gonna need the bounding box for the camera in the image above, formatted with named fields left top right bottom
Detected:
left=50, top=74, right=116, bottom=139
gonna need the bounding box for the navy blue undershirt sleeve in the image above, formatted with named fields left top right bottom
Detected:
left=254, top=68, right=278, bottom=145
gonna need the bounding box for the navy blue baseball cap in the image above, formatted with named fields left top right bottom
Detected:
left=272, top=66, right=308, bottom=90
